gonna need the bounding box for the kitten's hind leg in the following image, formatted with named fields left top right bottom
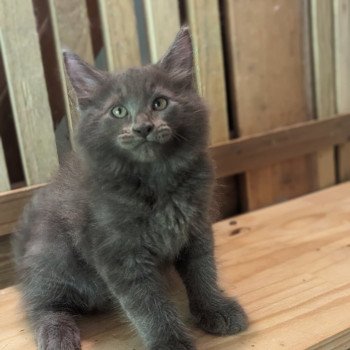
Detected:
left=32, top=311, right=81, bottom=350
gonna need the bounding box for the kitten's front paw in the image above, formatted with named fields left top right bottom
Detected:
left=192, top=297, right=248, bottom=336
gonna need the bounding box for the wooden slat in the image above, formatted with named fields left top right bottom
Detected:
left=0, top=185, right=44, bottom=237
left=98, top=0, right=141, bottom=71
left=0, top=0, right=58, bottom=185
left=144, top=0, right=180, bottom=63
left=211, top=113, right=350, bottom=178
left=310, top=0, right=336, bottom=188
left=0, top=138, right=10, bottom=191
left=48, top=0, right=94, bottom=144
left=186, top=0, right=230, bottom=144
left=2, top=183, right=350, bottom=349
left=334, top=0, right=350, bottom=181
left=224, top=0, right=316, bottom=209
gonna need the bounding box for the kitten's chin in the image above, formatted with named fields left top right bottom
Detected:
left=118, top=141, right=160, bottom=163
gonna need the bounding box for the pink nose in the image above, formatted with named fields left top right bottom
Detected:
left=132, top=122, right=154, bottom=138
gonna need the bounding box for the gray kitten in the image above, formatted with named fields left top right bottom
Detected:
left=12, top=27, right=248, bottom=350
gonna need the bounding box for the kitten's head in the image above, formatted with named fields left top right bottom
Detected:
left=64, top=27, right=208, bottom=167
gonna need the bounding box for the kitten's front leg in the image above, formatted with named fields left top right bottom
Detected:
left=176, top=222, right=248, bottom=335
left=95, top=251, right=195, bottom=350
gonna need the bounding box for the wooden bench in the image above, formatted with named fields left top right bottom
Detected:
left=1, top=183, right=350, bottom=349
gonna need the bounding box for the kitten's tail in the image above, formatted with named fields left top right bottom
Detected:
left=32, top=311, right=81, bottom=350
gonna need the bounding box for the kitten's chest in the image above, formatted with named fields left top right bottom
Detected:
left=145, top=195, right=194, bottom=259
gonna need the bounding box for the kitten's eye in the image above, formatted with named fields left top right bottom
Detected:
left=111, top=105, right=128, bottom=118
left=152, top=97, right=168, bottom=111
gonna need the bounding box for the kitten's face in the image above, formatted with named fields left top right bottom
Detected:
left=64, top=27, right=208, bottom=164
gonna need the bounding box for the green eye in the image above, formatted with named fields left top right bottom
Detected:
left=152, top=97, right=168, bottom=111
left=111, top=105, right=128, bottom=118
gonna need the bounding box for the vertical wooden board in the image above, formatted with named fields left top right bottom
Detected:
left=310, top=0, right=336, bottom=188
left=144, top=0, right=180, bottom=63
left=49, top=0, right=94, bottom=143
left=0, top=0, right=58, bottom=185
left=98, top=0, right=141, bottom=71
left=334, top=0, right=350, bottom=181
left=224, top=0, right=316, bottom=210
left=186, top=0, right=230, bottom=144
left=0, top=138, right=10, bottom=191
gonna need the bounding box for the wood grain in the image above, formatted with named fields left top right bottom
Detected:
left=1, top=183, right=350, bottom=349
left=144, top=0, right=180, bottom=63
left=310, top=0, right=336, bottom=188
left=0, top=138, right=10, bottom=191
left=0, top=185, right=44, bottom=237
left=0, top=0, right=59, bottom=185
left=48, top=0, right=94, bottom=145
left=224, top=0, right=316, bottom=209
left=186, top=0, right=230, bottom=144
left=211, top=114, right=350, bottom=178
left=334, top=0, right=350, bottom=181
left=98, top=0, right=141, bottom=71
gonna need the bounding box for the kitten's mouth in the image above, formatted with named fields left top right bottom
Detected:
left=118, top=128, right=172, bottom=150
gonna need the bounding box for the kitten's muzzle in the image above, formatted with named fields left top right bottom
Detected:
left=132, top=122, right=154, bottom=138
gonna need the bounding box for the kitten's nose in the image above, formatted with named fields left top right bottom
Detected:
left=132, top=122, right=154, bottom=138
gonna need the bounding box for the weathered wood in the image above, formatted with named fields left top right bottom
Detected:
left=0, top=0, right=59, bottom=185
left=334, top=0, right=350, bottom=181
left=186, top=0, right=230, bottom=144
left=0, top=185, right=44, bottom=237
left=98, top=0, right=141, bottom=71
left=144, top=0, right=180, bottom=63
left=0, top=138, right=10, bottom=191
left=48, top=0, right=94, bottom=145
left=224, top=0, right=316, bottom=209
left=211, top=114, right=350, bottom=178
left=2, top=183, right=350, bottom=349
left=310, top=0, right=336, bottom=188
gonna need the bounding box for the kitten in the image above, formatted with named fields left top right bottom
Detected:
left=12, top=27, right=248, bottom=350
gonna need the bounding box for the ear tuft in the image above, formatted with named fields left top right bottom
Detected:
left=63, top=50, right=106, bottom=106
left=157, top=26, right=194, bottom=88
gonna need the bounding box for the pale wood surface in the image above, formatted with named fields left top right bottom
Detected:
left=49, top=0, right=94, bottom=143
left=334, top=0, right=350, bottom=181
left=98, top=0, right=141, bottom=71
left=1, top=183, right=350, bottom=349
left=310, top=0, right=336, bottom=188
left=224, top=0, right=316, bottom=209
left=144, top=0, right=180, bottom=63
left=186, top=0, right=230, bottom=144
left=0, top=185, right=44, bottom=237
left=0, top=138, right=10, bottom=191
left=0, top=0, right=59, bottom=185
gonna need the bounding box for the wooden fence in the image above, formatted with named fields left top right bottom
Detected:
left=1, top=0, right=350, bottom=237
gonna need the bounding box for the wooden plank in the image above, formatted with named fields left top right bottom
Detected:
left=334, top=0, right=350, bottom=181
left=0, top=138, right=10, bottom=191
left=0, top=0, right=59, bottom=185
left=186, top=0, right=230, bottom=144
left=211, top=113, right=350, bottom=178
left=310, top=0, right=336, bottom=188
left=98, top=0, right=141, bottom=71
left=48, top=0, right=94, bottom=145
left=224, top=0, right=316, bottom=209
left=143, top=0, right=180, bottom=63
left=0, top=185, right=44, bottom=237
left=1, top=183, right=350, bottom=349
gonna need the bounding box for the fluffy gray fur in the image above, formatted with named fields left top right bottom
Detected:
left=12, top=27, right=248, bottom=350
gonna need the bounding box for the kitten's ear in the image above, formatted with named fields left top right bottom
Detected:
left=63, top=51, right=106, bottom=106
left=157, top=26, right=194, bottom=88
